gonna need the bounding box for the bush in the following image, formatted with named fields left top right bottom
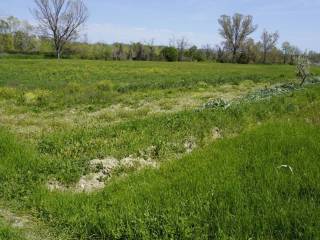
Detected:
left=161, top=47, right=178, bottom=62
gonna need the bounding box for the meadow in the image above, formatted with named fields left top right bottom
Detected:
left=0, top=59, right=320, bottom=239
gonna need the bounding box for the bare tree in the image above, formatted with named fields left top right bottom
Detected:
left=296, top=55, right=310, bottom=86
left=202, top=44, right=215, bottom=61
left=33, top=0, right=88, bottom=59
left=282, top=41, right=301, bottom=65
left=282, top=41, right=291, bottom=64
left=176, top=37, right=189, bottom=61
left=260, top=30, right=279, bottom=63
left=218, top=13, right=257, bottom=63
left=112, top=43, right=125, bottom=60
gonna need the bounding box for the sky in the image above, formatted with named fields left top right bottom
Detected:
left=0, top=0, right=319, bottom=51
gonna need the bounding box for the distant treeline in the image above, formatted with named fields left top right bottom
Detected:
left=1, top=16, right=320, bottom=64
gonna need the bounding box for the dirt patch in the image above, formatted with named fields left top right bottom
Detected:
left=0, top=206, right=58, bottom=240
left=184, top=137, right=197, bottom=153
left=47, top=155, right=157, bottom=193
left=0, top=208, right=30, bottom=229
left=212, top=127, right=222, bottom=140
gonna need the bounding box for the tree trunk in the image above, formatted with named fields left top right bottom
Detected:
left=300, top=76, right=306, bottom=87
left=263, top=51, right=267, bottom=64
left=55, top=46, right=61, bottom=59
left=232, top=48, right=237, bottom=63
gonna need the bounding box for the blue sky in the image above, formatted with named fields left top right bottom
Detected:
left=0, top=0, right=319, bottom=51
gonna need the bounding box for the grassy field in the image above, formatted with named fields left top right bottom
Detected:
left=0, top=59, right=320, bottom=239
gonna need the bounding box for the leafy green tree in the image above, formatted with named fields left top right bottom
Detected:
left=161, top=47, right=178, bottom=62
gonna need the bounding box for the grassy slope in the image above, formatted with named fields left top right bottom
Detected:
left=0, top=84, right=320, bottom=239
left=44, top=121, right=320, bottom=240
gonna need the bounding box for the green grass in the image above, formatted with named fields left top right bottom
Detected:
left=0, top=85, right=320, bottom=239
left=38, top=121, right=320, bottom=240
left=0, top=220, right=24, bottom=240
left=0, top=60, right=320, bottom=239
left=0, top=60, right=303, bottom=90
left=0, top=60, right=319, bottom=117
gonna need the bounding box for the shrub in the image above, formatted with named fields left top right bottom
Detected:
left=161, top=47, right=178, bottom=62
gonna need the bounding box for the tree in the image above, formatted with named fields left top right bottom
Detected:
left=133, top=42, right=146, bottom=61
left=146, top=39, right=156, bottom=61
left=296, top=55, right=310, bottom=86
left=13, top=20, right=35, bottom=52
left=282, top=42, right=291, bottom=64
left=176, top=37, right=189, bottom=61
left=33, top=0, right=88, bottom=59
left=112, top=43, right=126, bottom=60
left=202, top=44, right=215, bottom=61
left=260, top=30, right=279, bottom=63
left=242, top=38, right=259, bottom=64
left=218, top=13, right=257, bottom=63
left=185, top=45, right=205, bottom=62
left=215, top=45, right=227, bottom=63
left=282, top=42, right=301, bottom=65
left=0, top=19, right=10, bottom=34
left=161, top=47, right=178, bottom=62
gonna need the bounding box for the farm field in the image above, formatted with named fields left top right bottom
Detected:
left=0, top=60, right=320, bottom=239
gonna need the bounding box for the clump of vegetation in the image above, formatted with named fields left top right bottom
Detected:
left=203, top=98, right=230, bottom=109
left=22, top=89, right=51, bottom=106
left=244, top=83, right=298, bottom=102
left=161, top=47, right=178, bottom=62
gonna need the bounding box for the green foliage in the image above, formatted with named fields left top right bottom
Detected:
left=161, top=47, right=178, bottom=62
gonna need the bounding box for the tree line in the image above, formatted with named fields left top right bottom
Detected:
left=0, top=0, right=319, bottom=64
